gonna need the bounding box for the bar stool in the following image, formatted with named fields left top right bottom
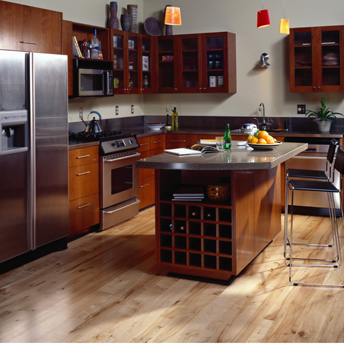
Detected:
left=284, top=147, right=344, bottom=287
left=284, top=140, right=339, bottom=255
left=286, top=139, right=338, bottom=182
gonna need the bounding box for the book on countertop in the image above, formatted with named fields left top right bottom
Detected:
left=164, top=148, right=202, bottom=156
left=164, top=144, right=220, bottom=156
left=186, top=144, right=220, bottom=153
left=199, top=139, right=216, bottom=145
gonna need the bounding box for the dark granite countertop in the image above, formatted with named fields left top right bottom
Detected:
left=136, top=141, right=307, bottom=171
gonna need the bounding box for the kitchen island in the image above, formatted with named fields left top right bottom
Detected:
left=137, top=141, right=307, bottom=283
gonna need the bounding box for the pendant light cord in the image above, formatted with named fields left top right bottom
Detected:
left=283, top=0, right=286, bottom=19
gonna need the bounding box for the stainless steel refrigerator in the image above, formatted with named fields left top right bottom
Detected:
left=0, top=51, right=69, bottom=265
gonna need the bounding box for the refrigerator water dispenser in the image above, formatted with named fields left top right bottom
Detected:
left=0, top=110, right=28, bottom=154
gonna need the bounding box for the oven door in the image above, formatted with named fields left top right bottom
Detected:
left=101, top=153, right=140, bottom=209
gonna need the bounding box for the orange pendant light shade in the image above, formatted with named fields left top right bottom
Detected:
left=279, top=18, right=290, bottom=34
left=257, top=9, right=271, bottom=28
left=164, top=6, right=182, bottom=26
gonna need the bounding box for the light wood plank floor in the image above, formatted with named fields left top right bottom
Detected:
left=1, top=207, right=343, bottom=343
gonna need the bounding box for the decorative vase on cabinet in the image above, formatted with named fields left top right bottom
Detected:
left=121, top=14, right=132, bottom=32
left=127, top=4, right=138, bottom=33
left=109, top=1, right=119, bottom=30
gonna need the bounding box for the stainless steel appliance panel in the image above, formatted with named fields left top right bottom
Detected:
left=0, top=152, right=29, bottom=262
left=101, top=153, right=140, bottom=209
left=31, top=53, right=69, bottom=248
left=0, top=51, right=26, bottom=111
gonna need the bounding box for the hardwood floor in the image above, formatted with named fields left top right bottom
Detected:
left=0, top=207, right=343, bottom=343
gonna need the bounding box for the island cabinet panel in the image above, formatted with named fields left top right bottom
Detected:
left=0, top=1, right=62, bottom=54
left=155, top=166, right=281, bottom=281
left=68, top=146, right=100, bottom=238
left=137, top=135, right=165, bottom=209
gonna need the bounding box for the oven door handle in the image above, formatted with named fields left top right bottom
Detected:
left=104, top=152, right=141, bottom=163
left=103, top=199, right=140, bottom=214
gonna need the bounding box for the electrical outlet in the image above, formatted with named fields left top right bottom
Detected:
left=115, top=105, right=119, bottom=116
left=131, top=105, right=134, bottom=115
left=297, top=104, right=306, bottom=114
left=79, top=107, right=83, bottom=119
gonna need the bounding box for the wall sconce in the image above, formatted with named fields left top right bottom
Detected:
left=279, top=0, right=290, bottom=34
left=257, top=53, right=270, bottom=67
left=257, top=0, right=271, bottom=28
left=164, top=1, right=182, bottom=26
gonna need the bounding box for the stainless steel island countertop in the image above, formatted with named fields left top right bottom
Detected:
left=136, top=141, right=308, bottom=171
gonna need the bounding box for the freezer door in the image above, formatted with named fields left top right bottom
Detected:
left=31, top=53, right=69, bottom=248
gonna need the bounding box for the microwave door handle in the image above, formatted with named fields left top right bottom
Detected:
left=102, top=71, right=106, bottom=94
left=105, top=71, right=110, bottom=95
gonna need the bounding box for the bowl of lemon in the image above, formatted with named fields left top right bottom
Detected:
left=247, top=130, right=282, bottom=150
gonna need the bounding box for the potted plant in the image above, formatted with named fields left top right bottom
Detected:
left=305, top=97, right=343, bottom=132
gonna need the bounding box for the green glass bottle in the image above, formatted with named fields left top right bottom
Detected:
left=223, top=123, right=231, bottom=150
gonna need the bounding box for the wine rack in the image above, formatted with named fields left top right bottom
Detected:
left=158, top=201, right=233, bottom=278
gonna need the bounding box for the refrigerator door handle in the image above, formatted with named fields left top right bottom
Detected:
left=29, top=52, right=36, bottom=251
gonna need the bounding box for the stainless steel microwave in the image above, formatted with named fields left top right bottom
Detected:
left=73, top=59, right=113, bottom=97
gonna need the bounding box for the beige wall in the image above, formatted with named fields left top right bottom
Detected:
left=7, top=0, right=344, bottom=122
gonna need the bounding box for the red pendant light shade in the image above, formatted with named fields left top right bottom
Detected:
left=257, top=9, right=271, bottom=28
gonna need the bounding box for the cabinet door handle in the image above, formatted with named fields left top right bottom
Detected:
left=140, top=183, right=150, bottom=188
left=20, top=41, right=38, bottom=45
left=153, top=140, right=161, bottom=144
left=76, top=171, right=91, bottom=176
left=76, top=154, right=91, bottom=159
left=77, top=203, right=91, bottom=209
left=140, top=143, right=149, bottom=147
left=170, top=139, right=186, bottom=142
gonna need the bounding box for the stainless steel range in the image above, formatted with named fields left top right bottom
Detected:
left=99, top=134, right=140, bottom=230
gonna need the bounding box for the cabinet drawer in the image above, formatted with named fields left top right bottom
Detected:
left=150, top=134, right=165, bottom=150
left=69, top=193, right=99, bottom=236
left=69, top=146, right=99, bottom=167
left=137, top=136, right=151, bottom=152
left=139, top=175, right=155, bottom=210
left=165, top=134, right=191, bottom=149
left=69, top=162, right=99, bottom=201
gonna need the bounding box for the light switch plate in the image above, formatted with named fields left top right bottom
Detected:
left=297, top=104, right=306, bottom=114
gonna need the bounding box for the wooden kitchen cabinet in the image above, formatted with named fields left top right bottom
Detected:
left=289, top=26, right=344, bottom=92
left=68, top=146, right=100, bottom=238
left=137, top=134, right=165, bottom=209
left=0, top=1, right=62, bottom=54
left=165, top=133, right=216, bottom=149
left=156, top=32, right=236, bottom=94
left=110, top=30, right=155, bottom=94
left=62, top=21, right=110, bottom=97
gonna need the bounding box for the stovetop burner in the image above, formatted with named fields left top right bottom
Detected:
left=69, top=130, right=122, bottom=141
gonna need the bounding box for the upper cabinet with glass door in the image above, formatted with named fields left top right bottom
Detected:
left=140, top=35, right=154, bottom=94
left=203, top=32, right=236, bottom=94
left=289, top=26, right=344, bottom=92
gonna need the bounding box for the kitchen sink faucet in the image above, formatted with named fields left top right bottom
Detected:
left=254, top=103, right=272, bottom=131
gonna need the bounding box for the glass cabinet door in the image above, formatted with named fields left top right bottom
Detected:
left=111, top=30, right=125, bottom=94
left=292, top=29, right=314, bottom=91
left=320, top=27, right=342, bottom=91
left=179, top=35, right=201, bottom=93
left=127, top=33, right=139, bottom=93
left=204, top=33, right=226, bottom=93
left=157, top=37, right=177, bottom=93
left=140, top=35, right=154, bottom=94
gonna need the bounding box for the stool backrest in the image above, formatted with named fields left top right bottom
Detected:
left=334, top=147, right=344, bottom=175
left=327, top=139, right=338, bottom=164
